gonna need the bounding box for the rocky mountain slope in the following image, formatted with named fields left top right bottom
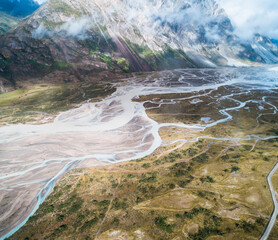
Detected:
left=1, top=0, right=278, bottom=83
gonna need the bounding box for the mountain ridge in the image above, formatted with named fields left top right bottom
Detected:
left=1, top=0, right=278, bottom=84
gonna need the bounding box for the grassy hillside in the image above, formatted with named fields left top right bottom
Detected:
left=0, top=80, right=116, bottom=126
left=0, top=11, right=20, bottom=35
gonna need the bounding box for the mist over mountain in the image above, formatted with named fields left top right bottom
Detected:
left=217, top=0, right=278, bottom=40
left=1, top=0, right=278, bottom=83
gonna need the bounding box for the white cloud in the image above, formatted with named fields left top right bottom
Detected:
left=33, top=0, right=278, bottom=42
left=58, top=17, right=93, bottom=38
left=31, top=17, right=93, bottom=39
left=30, top=0, right=278, bottom=41
left=31, top=23, right=53, bottom=39
left=217, top=0, right=278, bottom=40
left=34, top=0, right=47, bottom=5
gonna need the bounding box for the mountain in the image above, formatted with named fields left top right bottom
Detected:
left=0, top=0, right=39, bottom=17
left=0, top=11, right=21, bottom=35
left=1, top=0, right=278, bottom=83
left=251, top=35, right=278, bottom=64
left=271, top=39, right=278, bottom=47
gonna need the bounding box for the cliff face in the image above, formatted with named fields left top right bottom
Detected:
left=1, top=0, right=278, bottom=82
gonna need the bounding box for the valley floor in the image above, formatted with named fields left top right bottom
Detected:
left=0, top=68, right=278, bottom=240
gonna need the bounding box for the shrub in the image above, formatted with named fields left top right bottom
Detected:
left=200, top=176, right=215, bottom=183
left=54, top=224, right=67, bottom=234
left=81, top=217, right=98, bottom=230
left=192, top=154, right=208, bottom=163
left=169, top=183, right=175, bottom=189
left=154, top=217, right=173, bottom=233
left=221, top=155, right=230, bottom=160
left=56, top=215, right=65, bottom=222
left=116, top=57, right=130, bottom=72
left=240, top=220, right=257, bottom=233
left=178, top=180, right=191, bottom=188
left=113, top=217, right=120, bottom=225
left=231, top=166, right=240, bottom=172
left=44, top=205, right=54, bottom=213
left=256, top=218, right=265, bottom=226
left=127, top=174, right=135, bottom=178
left=263, top=157, right=270, bottom=162
left=142, top=163, right=151, bottom=169
left=198, top=191, right=206, bottom=198
left=68, top=199, right=83, bottom=214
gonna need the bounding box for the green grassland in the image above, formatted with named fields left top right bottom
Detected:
left=0, top=82, right=115, bottom=125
